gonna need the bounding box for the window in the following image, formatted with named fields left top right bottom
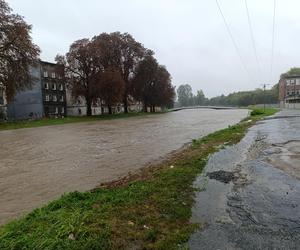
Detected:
left=52, top=83, right=56, bottom=90
left=291, top=79, right=295, bottom=84
left=60, top=95, right=64, bottom=102
left=44, top=83, right=49, bottom=89
left=43, top=71, right=48, bottom=77
left=60, top=84, right=64, bottom=91
left=53, top=95, right=57, bottom=102
left=296, top=79, right=300, bottom=85
left=45, top=95, right=50, bottom=101
left=51, top=72, right=56, bottom=78
left=55, top=107, right=58, bottom=114
left=61, top=107, right=65, bottom=114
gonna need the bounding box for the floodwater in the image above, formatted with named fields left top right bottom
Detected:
left=0, top=109, right=248, bottom=225
left=189, top=110, right=300, bottom=249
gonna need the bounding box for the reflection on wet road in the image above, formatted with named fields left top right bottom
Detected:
left=0, top=109, right=248, bottom=225
left=190, top=110, right=300, bottom=249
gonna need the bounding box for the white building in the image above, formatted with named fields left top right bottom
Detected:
left=66, top=87, right=143, bottom=116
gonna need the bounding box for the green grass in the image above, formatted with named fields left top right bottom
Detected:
left=0, top=112, right=164, bottom=131
left=247, top=106, right=279, bottom=118
left=0, top=108, right=278, bottom=249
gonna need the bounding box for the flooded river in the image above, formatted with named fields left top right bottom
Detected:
left=0, top=109, right=248, bottom=225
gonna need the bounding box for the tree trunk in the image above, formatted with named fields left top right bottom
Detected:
left=143, top=102, right=147, bottom=113
left=86, top=97, right=92, bottom=116
left=123, top=95, right=128, bottom=114
left=108, top=105, right=112, bottom=115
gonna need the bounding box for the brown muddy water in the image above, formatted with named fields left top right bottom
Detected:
left=0, top=109, right=248, bottom=225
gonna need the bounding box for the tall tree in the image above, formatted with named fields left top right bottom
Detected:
left=132, top=51, right=158, bottom=112
left=194, top=90, right=206, bottom=105
left=132, top=52, right=175, bottom=112
left=95, top=68, right=125, bottom=114
left=0, top=0, right=40, bottom=102
left=177, top=84, right=193, bottom=107
left=93, top=32, right=145, bottom=113
left=56, top=39, right=99, bottom=116
left=148, top=65, right=175, bottom=111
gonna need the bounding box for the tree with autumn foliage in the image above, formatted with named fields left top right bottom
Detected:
left=148, top=65, right=175, bottom=111
left=0, top=0, right=40, bottom=102
left=95, top=68, right=125, bottom=114
left=92, top=32, right=145, bottom=113
left=132, top=51, right=175, bottom=112
left=58, top=32, right=175, bottom=115
left=56, top=39, right=99, bottom=116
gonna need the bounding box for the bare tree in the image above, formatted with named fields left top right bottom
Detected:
left=0, top=0, right=40, bottom=102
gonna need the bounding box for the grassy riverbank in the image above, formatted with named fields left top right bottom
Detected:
left=0, top=112, right=165, bottom=131
left=0, top=108, right=278, bottom=249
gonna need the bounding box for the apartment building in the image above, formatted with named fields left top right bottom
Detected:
left=7, top=61, right=67, bottom=120
left=279, top=75, right=300, bottom=109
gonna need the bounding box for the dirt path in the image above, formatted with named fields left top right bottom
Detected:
left=190, top=110, right=300, bottom=249
left=0, top=109, right=248, bottom=225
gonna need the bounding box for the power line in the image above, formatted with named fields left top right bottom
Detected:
left=270, top=0, right=276, bottom=83
left=245, top=0, right=261, bottom=80
left=215, top=0, right=254, bottom=83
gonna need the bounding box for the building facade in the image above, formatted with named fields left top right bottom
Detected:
left=7, top=61, right=67, bottom=120
left=279, top=75, right=300, bottom=109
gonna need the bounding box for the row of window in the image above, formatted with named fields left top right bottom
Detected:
left=44, top=83, right=64, bottom=91
left=286, top=79, right=300, bottom=85
left=43, top=71, right=62, bottom=79
left=287, top=90, right=300, bottom=95
left=45, top=95, right=64, bottom=102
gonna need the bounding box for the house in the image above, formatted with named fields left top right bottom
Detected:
left=7, top=61, right=67, bottom=120
left=279, top=75, right=300, bottom=109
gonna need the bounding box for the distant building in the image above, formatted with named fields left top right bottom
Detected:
left=66, top=93, right=102, bottom=116
left=279, top=75, right=300, bottom=109
left=7, top=61, right=67, bottom=120
left=66, top=91, right=143, bottom=116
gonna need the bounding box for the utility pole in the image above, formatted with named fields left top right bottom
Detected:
left=261, top=84, right=270, bottom=111
left=294, top=80, right=296, bottom=109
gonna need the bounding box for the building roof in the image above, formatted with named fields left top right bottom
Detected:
left=284, top=74, right=300, bottom=79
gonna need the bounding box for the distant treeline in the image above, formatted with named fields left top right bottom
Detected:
left=176, top=84, right=279, bottom=107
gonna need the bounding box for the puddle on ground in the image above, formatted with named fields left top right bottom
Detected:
left=207, top=170, right=237, bottom=184
left=189, top=113, right=300, bottom=250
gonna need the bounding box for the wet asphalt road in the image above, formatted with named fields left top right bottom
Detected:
left=189, top=109, right=300, bottom=250
left=0, top=109, right=248, bottom=225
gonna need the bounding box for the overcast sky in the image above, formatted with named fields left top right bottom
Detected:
left=7, top=0, right=300, bottom=97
